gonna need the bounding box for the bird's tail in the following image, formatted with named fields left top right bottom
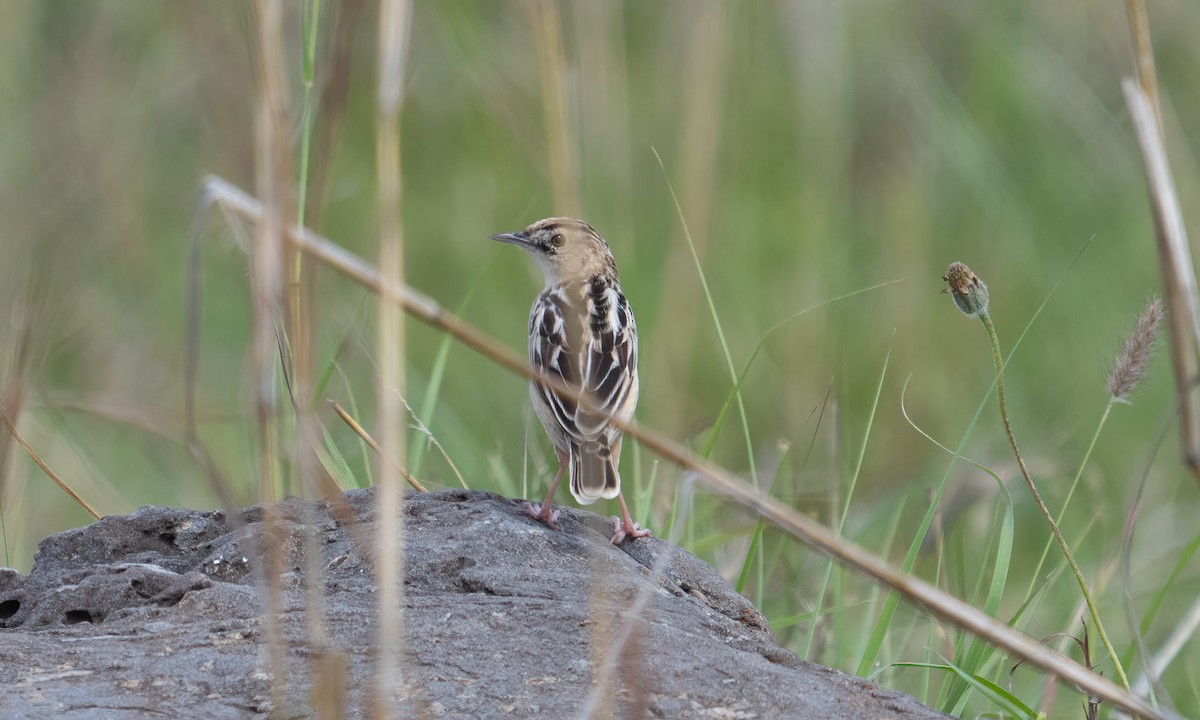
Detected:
left=569, top=441, right=620, bottom=504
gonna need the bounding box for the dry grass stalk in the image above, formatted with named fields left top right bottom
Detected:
left=1108, top=297, right=1163, bottom=402
left=251, top=0, right=292, bottom=712
left=1119, top=425, right=1170, bottom=706
left=198, top=176, right=1166, bottom=720
left=252, top=0, right=289, bottom=504
left=311, top=649, right=350, bottom=720
left=331, top=401, right=426, bottom=492
left=2, top=416, right=100, bottom=520
left=526, top=0, right=579, bottom=217
left=1133, top=592, right=1200, bottom=698
left=0, top=287, right=39, bottom=555
left=373, top=0, right=412, bottom=716
left=1124, top=0, right=1162, bottom=132
left=305, top=0, right=364, bottom=235
left=392, top=393, right=467, bottom=490
left=291, top=0, right=328, bottom=688
left=1122, top=80, right=1200, bottom=486
left=45, top=395, right=190, bottom=444
left=185, top=179, right=389, bottom=714
left=646, top=2, right=728, bottom=437
left=184, top=205, right=240, bottom=515
left=580, top=544, right=666, bottom=719
left=572, top=1, right=634, bottom=244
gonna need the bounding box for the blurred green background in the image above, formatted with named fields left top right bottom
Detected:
left=2, top=1, right=1198, bottom=715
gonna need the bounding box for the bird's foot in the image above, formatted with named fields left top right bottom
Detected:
left=610, top=516, right=652, bottom=545
left=523, top=501, right=561, bottom=531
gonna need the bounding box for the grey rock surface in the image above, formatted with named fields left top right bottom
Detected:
left=0, top=489, right=948, bottom=719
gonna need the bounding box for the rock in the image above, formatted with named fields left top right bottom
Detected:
left=0, top=489, right=947, bottom=719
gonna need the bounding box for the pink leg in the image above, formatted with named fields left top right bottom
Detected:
left=610, top=492, right=652, bottom=545
left=524, top=450, right=567, bottom=530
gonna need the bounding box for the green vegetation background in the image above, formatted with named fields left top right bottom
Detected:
left=2, top=2, right=1198, bottom=716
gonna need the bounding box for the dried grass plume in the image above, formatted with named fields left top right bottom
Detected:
left=1107, top=296, right=1163, bottom=403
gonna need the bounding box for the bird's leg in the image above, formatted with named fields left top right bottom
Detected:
left=610, top=492, right=652, bottom=545
left=524, top=449, right=567, bottom=530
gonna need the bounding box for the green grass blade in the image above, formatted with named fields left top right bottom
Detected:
left=900, top=375, right=1016, bottom=712
left=1139, top=527, right=1200, bottom=635
left=487, top=452, right=518, bottom=497
left=805, top=349, right=890, bottom=661
left=736, top=519, right=764, bottom=595
left=943, top=495, right=1014, bottom=712
left=295, top=0, right=322, bottom=231
left=335, top=363, right=375, bottom=488
left=313, top=297, right=369, bottom=403
left=699, top=280, right=902, bottom=461
left=736, top=441, right=794, bottom=597
left=1021, top=399, right=1115, bottom=608
left=654, top=148, right=757, bottom=483
left=772, top=598, right=872, bottom=629
left=634, top=450, right=658, bottom=529
left=882, top=661, right=1039, bottom=719
left=838, top=350, right=889, bottom=534
left=410, top=253, right=498, bottom=475
left=318, top=426, right=362, bottom=489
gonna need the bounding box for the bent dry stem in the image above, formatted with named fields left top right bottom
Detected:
left=946, top=262, right=1130, bottom=691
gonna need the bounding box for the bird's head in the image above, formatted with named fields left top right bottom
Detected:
left=491, top=217, right=617, bottom=287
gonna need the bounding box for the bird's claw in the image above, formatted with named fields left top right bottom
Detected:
left=610, top=516, right=652, bottom=545
left=523, top=501, right=561, bottom=531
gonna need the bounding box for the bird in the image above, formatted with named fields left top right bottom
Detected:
left=491, top=217, right=651, bottom=544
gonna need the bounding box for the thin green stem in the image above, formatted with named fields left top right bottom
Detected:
left=296, top=0, right=321, bottom=233
left=979, top=312, right=1130, bottom=691
left=1023, top=399, right=1115, bottom=604
left=654, top=148, right=756, bottom=484
left=812, top=350, right=889, bottom=663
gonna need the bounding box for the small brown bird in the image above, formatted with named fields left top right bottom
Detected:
left=491, top=218, right=651, bottom=544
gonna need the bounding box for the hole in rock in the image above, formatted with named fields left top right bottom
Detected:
left=64, top=609, right=94, bottom=625
left=0, top=599, right=19, bottom=619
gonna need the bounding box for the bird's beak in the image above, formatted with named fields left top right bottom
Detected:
left=490, top=231, right=533, bottom=248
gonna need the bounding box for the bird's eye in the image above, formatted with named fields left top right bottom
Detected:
left=550, top=233, right=565, bottom=247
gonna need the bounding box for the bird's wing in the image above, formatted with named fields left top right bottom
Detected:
left=530, top=280, right=637, bottom=443
left=578, top=281, right=637, bottom=438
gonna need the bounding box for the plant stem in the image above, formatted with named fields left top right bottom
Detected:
left=979, top=312, right=1130, bottom=691
left=1024, top=399, right=1115, bottom=604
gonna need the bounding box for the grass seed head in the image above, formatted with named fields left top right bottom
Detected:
left=1107, top=296, right=1163, bottom=403
left=943, top=262, right=989, bottom=317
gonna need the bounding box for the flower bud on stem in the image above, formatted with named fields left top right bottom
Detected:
left=943, top=262, right=1131, bottom=692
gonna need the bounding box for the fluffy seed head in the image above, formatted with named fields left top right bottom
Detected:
left=943, top=262, right=989, bottom=317
left=1107, top=297, right=1163, bottom=403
